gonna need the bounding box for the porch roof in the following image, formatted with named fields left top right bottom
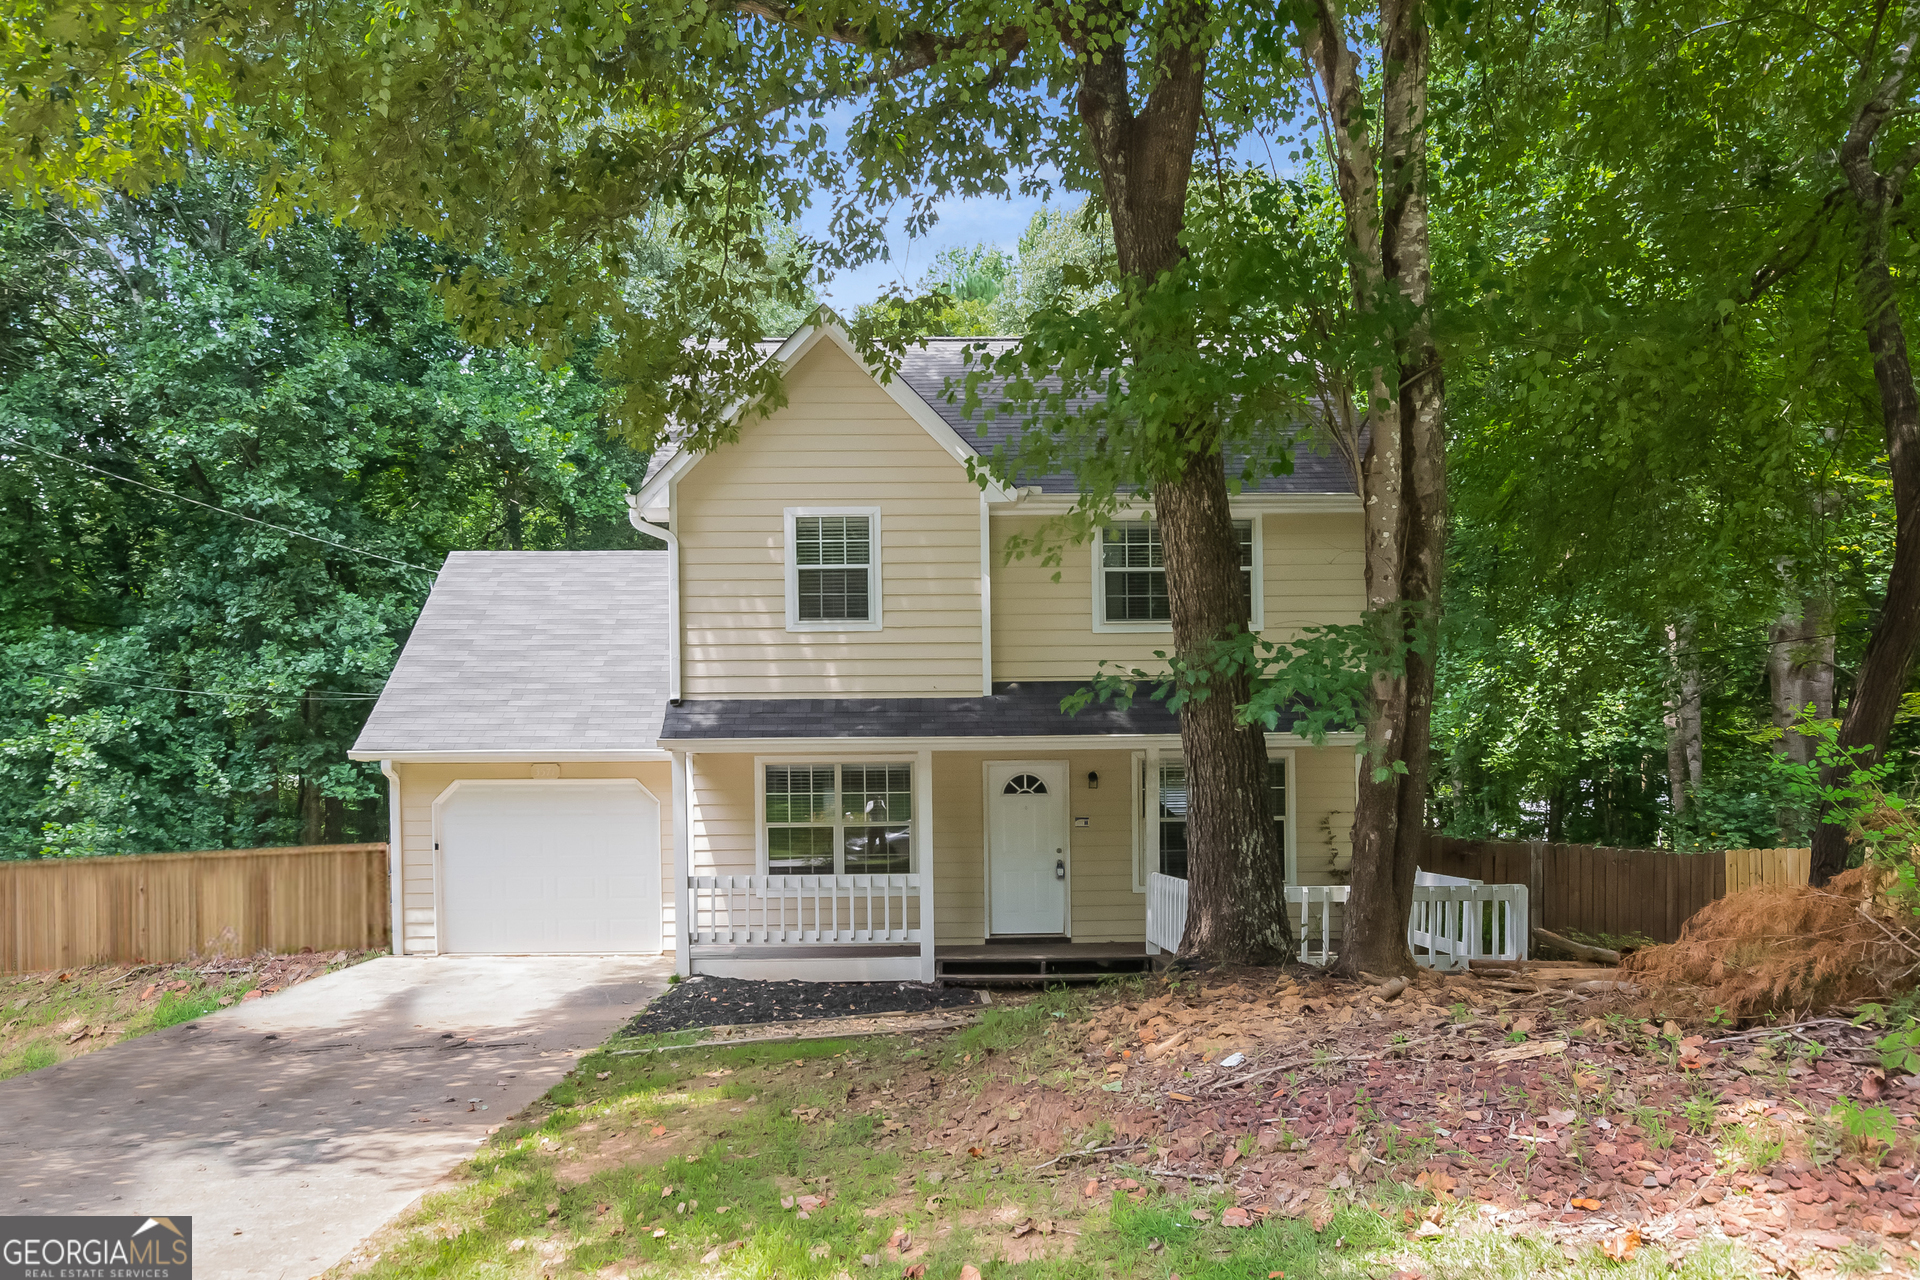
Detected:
left=660, top=681, right=1181, bottom=741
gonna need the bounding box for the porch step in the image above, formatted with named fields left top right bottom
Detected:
left=935, top=950, right=1154, bottom=987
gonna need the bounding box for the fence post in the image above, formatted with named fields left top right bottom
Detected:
left=1528, top=841, right=1545, bottom=936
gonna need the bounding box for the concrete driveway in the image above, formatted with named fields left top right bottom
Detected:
left=0, top=955, right=669, bottom=1279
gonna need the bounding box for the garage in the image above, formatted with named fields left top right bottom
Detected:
left=434, top=780, right=661, bottom=954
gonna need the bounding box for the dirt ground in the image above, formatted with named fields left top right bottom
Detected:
left=328, top=959, right=1920, bottom=1279
left=0, top=948, right=380, bottom=1078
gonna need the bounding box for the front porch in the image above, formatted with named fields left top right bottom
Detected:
left=662, top=724, right=1364, bottom=984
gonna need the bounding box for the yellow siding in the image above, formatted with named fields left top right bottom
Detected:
left=393, top=761, right=673, bottom=955
left=990, top=511, right=1366, bottom=681
left=678, top=746, right=1356, bottom=949
left=675, top=339, right=985, bottom=696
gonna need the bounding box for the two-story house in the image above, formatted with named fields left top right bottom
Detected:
left=350, top=317, right=1365, bottom=981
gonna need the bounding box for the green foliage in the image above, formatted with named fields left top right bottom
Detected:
left=0, top=170, right=656, bottom=856
left=1830, top=1097, right=1898, bottom=1148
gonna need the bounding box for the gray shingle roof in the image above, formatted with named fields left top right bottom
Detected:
left=351, top=551, right=669, bottom=756
left=893, top=339, right=1358, bottom=496
left=660, top=682, right=1182, bottom=741
left=644, top=330, right=1359, bottom=496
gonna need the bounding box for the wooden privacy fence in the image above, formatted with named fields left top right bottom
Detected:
left=0, top=842, right=389, bottom=973
left=1424, top=837, right=1810, bottom=945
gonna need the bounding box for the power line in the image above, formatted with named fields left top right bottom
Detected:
left=1, top=437, right=440, bottom=575
left=20, top=665, right=380, bottom=702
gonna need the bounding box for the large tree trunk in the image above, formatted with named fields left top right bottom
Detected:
left=1073, top=5, right=1294, bottom=964
left=1662, top=621, right=1703, bottom=817
left=1306, top=0, right=1446, bottom=980
left=1768, top=596, right=1836, bottom=767
left=1811, top=22, right=1920, bottom=885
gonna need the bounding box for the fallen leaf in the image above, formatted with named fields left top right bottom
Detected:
left=967, top=1146, right=985, bottom=1159
left=595, top=1071, right=610, bottom=1080
left=1662, top=1020, right=1680, bottom=1038
left=1190, top=1209, right=1212, bottom=1223
left=651, top=1228, right=666, bottom=1239
left=1601, top=1229, right=1640, bottom=1262
left=1862, top=1070, right=1887, bottom=1101
left=1310, top=1203, right=1335, bottom=1233
left=1571, top=1198, right=1601, bottom=1211
left=1223, top=1147, right=1241, bottom=1169
left=903, top=1267, right=927, bottom=1279
left=1413, top=1220, right=1445, bottom=1238
left=1082, top=1178, right=1100, bottom=1198
left=1347, top=1150, right=1369, bottom=1175
left=651, top=1125, right=667, bottom=1137
left=1221, top=1206, right=1254, bottom=1228
left=1010, top=1219, right=1035, bottom=1239
left=1543, top=1108, right=1576, bottom=1128
left=959, top=1267, right=982, bottom=1280
left=1168, top=1092, right=1195, bottom=1103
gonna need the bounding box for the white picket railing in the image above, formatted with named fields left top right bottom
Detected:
left=687, top=874, right=923, bottom=945
left=1147, top=872, right=1528, bottom=969
left=1145, top=871, right=1188, bottom=955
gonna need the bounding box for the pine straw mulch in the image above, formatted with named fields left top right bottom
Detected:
left=1625, top=866, right=1920, bottom=1017
left=933, top=964, right=1920, bottom=1275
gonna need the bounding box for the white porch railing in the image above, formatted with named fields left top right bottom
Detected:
left=1145, top=872, right=1188, bottom=955
left=687, top=874, right=924, bottom=945
left=1145, top=871, right=1528, bottom=970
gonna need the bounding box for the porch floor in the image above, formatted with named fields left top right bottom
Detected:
left=935, top=941, right=1153, bottom=986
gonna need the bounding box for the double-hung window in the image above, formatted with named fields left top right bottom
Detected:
left=1097, top=518, right=1258, bottom=629
left=785, top=508, right=881, bottom=630
left=764, top=763, right=913, bottom=875
left=1154, top=758, right=1287, bottom=880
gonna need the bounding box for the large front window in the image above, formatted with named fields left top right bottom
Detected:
left=1156, top=758, right=1286, bottom=879
left=765, top=763, right=912, bottom=875
left=1100, top=519, right=1254, bottom=626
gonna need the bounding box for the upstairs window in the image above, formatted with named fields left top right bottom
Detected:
left=764, top=762, right=912, bottom=875
left=1097, top=518, right=1257, bottom=629
left=785, top=508, right=881, bottom=630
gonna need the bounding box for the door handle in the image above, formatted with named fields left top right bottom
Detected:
left=1055, top=859, right=1066, bottom=880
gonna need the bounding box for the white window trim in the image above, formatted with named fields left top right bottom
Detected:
left=1091, top=513, right=1264, bottom=633
left=753, top=754, right=919, bottom=875
left=1134, top=747, right=1296, bottom=889
left=784, top=506, right=883, bottom=632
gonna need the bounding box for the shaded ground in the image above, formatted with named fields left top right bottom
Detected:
left=621, top=976, right=980, bottom=1036
left=0, top=954, right=668, bottom=1279
left=331, top=964, right=1920, bottom=1279
left=0, top=948, right=380, bottom=1079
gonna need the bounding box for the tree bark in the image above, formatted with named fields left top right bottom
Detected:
left=1662, top=621, right=1702, bottom=817
left=1811, top=12, right=1920, bottom=884
left=1073, top=0, right=1294, bottom=964
left=1306, top=0, right=1446, bottom=980
left=1768, top=596, right=1836, bottom=767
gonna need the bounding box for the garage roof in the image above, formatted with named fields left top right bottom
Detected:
left=350, top=551, right=668, bottom=759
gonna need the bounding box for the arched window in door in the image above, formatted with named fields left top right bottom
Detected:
left=1002, top=773, right=1049, bottom=795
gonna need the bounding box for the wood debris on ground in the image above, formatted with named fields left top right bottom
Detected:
left=912, top=963, right=1919, bottom=1274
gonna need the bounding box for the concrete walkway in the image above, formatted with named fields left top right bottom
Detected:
left=0, top=955, right=669, bottom=1279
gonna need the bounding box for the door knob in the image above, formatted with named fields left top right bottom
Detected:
left=1055, top=859, right=1066, bottom=880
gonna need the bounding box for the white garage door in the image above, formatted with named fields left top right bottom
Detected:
left=438, top=781, right=660, bottom=953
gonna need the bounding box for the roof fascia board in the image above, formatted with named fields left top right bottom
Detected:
left=630, top=319, right=1012, bottom=516
left=348, top=750, right=672, bottom=763
left=656, top=732, right=1363, bottom=752
left=989, top=492, right=1362, bottom=515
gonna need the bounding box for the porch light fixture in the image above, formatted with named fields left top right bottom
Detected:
left=1087, top=771, right=1099, bottom=790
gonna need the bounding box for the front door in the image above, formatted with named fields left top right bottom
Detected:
left=987, top=761, right=1069, bottom=936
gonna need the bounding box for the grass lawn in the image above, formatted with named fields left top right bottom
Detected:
left=330, top=985, right=1807, bottom=1279
left=0, top=948, right=380, bottom=1079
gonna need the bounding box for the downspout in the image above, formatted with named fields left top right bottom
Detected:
left=380, top=759, right=403, bottom=955
left=978, top=489, right=993, bottom=697
left=628, top=481, right=682, bottom=703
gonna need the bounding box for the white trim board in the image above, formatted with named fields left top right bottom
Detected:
left=631, top=318, right=1017, bottom=518
left=350, top=750, right=673, bottom=763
